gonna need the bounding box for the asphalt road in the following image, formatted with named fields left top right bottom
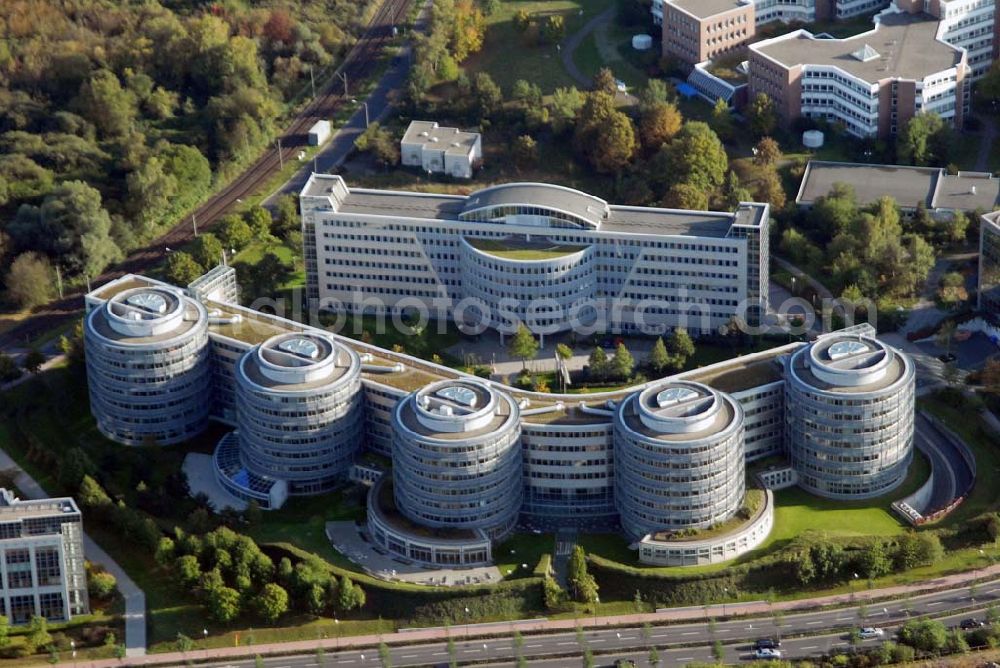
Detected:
left=917, top=412, right=976, bottom=514
left=189, top=579, right=1000, bottom=668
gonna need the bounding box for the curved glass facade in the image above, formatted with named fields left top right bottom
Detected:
left=84, top=287, right=211, bottom=445
left=235, top=332, right=363, bottom=495
left=615, top=381, right=746, bottom=539
left=460, top=237, right=597, bottom=334
left=392, top=380, right=522, bottom=540
left=785, top=335, right=915, bottom=499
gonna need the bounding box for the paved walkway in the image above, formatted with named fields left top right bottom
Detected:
left=771, top=256, right=834, bottom=301
left=0, top=353, right=66, bottom=392
left=561, top=7, right=615, bottom=88
left=65, top=564, right=1000, bottom=668
left=0, top=448, right=147, bottom=656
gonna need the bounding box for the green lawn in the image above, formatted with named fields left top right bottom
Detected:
left=495, top=533, right=555, bottom=579
left=466, top=237, right=588, bottom=260
left=322, top=313, right=463, bottom=364
left=580, top=451, right=930, bottom=575
left=463, top=0, right=611, bottom=93
left=246, top=488, right=367, bottom=569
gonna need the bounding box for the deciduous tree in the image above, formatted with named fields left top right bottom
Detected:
left=255, top=583, right=289, bottom=622
left=639, top=102, right=682, bottom=150
left=166, top=251, right=204, bottom=286
left=4, top=252, right=54, bottom=309
left=747, top=92, right=777, bottom=137
left=508, top=324, right=539, bottom=370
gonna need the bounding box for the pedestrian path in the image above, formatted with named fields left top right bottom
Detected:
left=0, top=448, right=147, bottom=656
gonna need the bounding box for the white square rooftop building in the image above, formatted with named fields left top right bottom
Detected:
left=401, top=121, right=482, bottom=179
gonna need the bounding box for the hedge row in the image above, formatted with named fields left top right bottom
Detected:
left=268, top=543, right=545, bottom=623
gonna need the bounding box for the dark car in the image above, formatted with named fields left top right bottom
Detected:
left=754, top=638, right=781, bottom=650
left=960, top=618, right=985, bottom=629
left=938, top=353, right=957, bottom=363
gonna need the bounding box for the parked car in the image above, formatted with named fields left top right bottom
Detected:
left=860, top=627, right=885, bottom=639
left=938, top=353, right=957, bottom=363
left=960, top=618, right=985, bottom=629
left=754, top=638, right=781, bottom=650
left=613, top=661, right=637, bottom=668
left=754, top=648, right=782, bottom=660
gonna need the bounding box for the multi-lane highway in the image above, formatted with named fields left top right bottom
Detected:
left=129, top=576, right=1000, bottom=668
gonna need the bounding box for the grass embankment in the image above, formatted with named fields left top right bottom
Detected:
left=582, top=449, right=931, bottom=577
left=464, top=0, right=610, bottom=93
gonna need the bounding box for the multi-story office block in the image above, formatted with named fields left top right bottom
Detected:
left=235, top=332, right=363, bottom=496
left=85, top=270, right=915, bottom=566
left=0, top=491, right=87, bottom=624
left=785, top=333, right=915, bottom=498
left=749, top=10, right=968, bottom=138
left=896, top=0, right=1000, bottom=79
left=300, top=174, right=770, bottom=338
left=390, top=380, right=522, bottom=540
left=84, top=285, right=211, bottom=445
left=661, top=0, right=756, bottom=67
left=979, top=211, right=1000, bottom=317
left=520, top=417, right=617, bottom=530
left=658, top=0, right=893, bottom=66
left=615, top=381, right=746, bottom=539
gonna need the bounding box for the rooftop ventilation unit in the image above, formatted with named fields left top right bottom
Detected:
left=278, top=337, right=321, bottom=360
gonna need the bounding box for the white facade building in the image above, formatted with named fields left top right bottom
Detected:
left=400, top=121, right=482, bottom=179
left=0, top=491, right=88, bottom=624
left=300, top=174, right=770, bottom=338
left=933, top=0, right=999, bottom=79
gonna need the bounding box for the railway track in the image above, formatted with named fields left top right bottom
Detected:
left=0, top=0, right=412, bottom=349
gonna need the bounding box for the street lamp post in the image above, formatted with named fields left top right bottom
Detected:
left=351, top=99, right=370, bottom=128
left=723, top=588, right=729, bottom=617
left=465, top=606, right=471, bottom=638
left=335, top=618, right=340, bottom=650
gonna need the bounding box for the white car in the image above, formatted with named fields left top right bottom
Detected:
left=615, top=79, right=628, bottom=93
left=754, top=648, right=782, bottom=660
left=859, top=627, right=885, bottom=639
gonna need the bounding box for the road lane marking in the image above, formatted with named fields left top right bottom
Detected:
left=802, top=646, right=818, bottom=650
left=928, top=602, right=943, bottom=607
left=682, top=632, right=698, bottom=636
left=807, top=621, right=821, bottom=625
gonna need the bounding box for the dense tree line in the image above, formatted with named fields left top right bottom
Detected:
left=781, top=188, right=939, bottom=303
left=0, top=0, right=371, bottom=308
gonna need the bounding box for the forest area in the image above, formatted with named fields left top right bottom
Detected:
left=0, top=0, right=374, bottom=311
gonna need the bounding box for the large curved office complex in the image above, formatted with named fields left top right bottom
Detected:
left=85, top=269, right=917, bottom=568
left=84, top=286, right=211, bottom=445
left=615, top=381, right=746, bottom=539
left=391, top=380, right=523, bottom=540
left=300, top=174, right=769, bottom=337
left=785, top=334, right=915, bottom=499
left=235, top=332, right=363, bottom=495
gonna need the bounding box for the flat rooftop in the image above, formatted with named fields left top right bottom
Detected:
left=668, top=0, right=749, bottom=19
left=797, top=161, right=1000, bottom=212
left=401, top=120, right=479, bottom=156
left=753, top=12, right=963, bottom=83
left=331, top=188, right=738, bottom=238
